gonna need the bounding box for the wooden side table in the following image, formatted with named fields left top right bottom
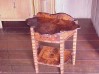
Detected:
left=30, top=26, right=78, bottom=74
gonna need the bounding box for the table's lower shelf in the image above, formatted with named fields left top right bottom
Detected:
left=37, top=46, right=72, bottom=67
left=38, top=57, right=71, bottom=68
left=38, top=62, right=60, bottom=67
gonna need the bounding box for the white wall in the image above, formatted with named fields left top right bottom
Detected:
left=55, top=0, right=92, bottom=18
left=91, top=0, right=99, bottom=36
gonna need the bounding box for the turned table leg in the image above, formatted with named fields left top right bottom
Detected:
left=72, top=30, right=77, bottom=65
left=60, top=35, right=64, bottom=74
left=30, top=27, right=39, bottom=73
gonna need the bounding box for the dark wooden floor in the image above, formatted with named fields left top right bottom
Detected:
left=0, top=19, right=99, bottom=74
